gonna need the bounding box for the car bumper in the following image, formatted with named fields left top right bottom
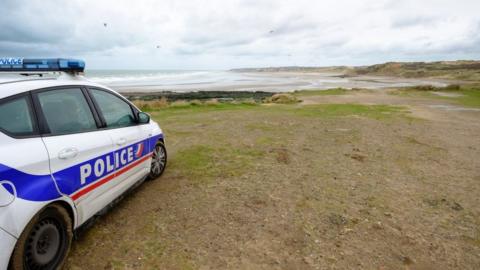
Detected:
left=0, top=227, right=16, bottom=270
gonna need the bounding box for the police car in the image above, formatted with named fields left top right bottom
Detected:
left=0, top=58, right=167, bottom=270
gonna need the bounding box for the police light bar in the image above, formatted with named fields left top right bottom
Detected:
left=0, top=58, right=85, bottom=73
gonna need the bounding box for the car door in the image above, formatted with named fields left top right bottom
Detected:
left=87, top=88, right=151, bottom=193
left=0, top=93, right=58, bottom=236
left=33, top=87, right=115, bottom=223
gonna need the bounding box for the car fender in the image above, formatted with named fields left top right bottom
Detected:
left=0, top=191, right=77, bottom=238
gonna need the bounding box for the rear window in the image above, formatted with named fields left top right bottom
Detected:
left=37, top=88, right=97, bottom=135
left=0, top=95, right=35, bottom=136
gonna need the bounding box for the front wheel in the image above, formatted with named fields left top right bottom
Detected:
left=9, top=204, right=73, bottom=270
left=148, top=141, right=167, bottom=180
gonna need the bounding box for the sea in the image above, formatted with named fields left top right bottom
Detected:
left=84, top=70, right=447, bottom=93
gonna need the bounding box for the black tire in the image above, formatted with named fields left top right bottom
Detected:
left=148, top=141, right=167, bottom=180
left=9, top=204, right=73, bottom=270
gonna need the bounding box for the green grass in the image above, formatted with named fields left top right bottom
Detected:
left=389, top=89, right=437, bottom=98
left=284, top=104, right=407, bottom=119
left=150, top=102, right=407, bottom=121
left=149, top=102, right=258, bottom=118
left=255, top=136, right=276, bottom=145
left=389, top=85, right=480, bottom=108
left=158, top=104, right=408, bottom=187
left=171, top=145, right=264, bottom=184
left=454, top=89, right=480, bottom=107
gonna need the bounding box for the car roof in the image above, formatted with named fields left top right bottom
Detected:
left=0, top=72, right=108, bottom=99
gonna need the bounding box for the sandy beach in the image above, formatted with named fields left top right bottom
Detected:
left=86, top=70, right=451, bottom=93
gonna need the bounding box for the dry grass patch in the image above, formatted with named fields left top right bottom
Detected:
left=132, top=97, right=168, bottom=111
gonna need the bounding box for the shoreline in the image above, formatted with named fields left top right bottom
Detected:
left=104, top=71, right=453, bottom=94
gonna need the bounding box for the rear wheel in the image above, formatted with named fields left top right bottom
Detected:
left=148, top=141, right=167, bottom=180
left=9, top=204, right=72, bottom=270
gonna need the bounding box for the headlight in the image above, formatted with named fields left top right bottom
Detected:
left=0, top=181, right=16, bottom=207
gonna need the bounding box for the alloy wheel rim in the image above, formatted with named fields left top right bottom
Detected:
left=151, top=145, right=166, bottom=175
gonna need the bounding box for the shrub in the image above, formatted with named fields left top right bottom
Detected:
left=150, top=97, right=168, bottom=108
left=205, top=98, right=220, bottom=105
left=444, top=84, right=461, bottom=91
left=132, top=97, right=168, bottom=111
left=265, top=93, right=298, bottom=104
left=132, top=100, right=150, bottom=111
left=170, top=100, right=190, bottom=107
left=412, top=85, right=436, bottom=91
left=242, top=98, right=257, bottom=105
left=189, top=99, right=203, bottom=106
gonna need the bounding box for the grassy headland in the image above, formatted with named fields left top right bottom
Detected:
left=232, top=60, right=480, bottom=81
left=351, top=61, right=480, bottom=81
left=69, top=66, right=480, bottom=269
left=68, top=86, right=480, bottom=269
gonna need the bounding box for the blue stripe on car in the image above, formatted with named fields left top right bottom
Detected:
left=0, top=134, right=162, bottom=202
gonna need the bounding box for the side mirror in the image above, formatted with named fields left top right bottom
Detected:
left=137, top=112, right=150, bottom=124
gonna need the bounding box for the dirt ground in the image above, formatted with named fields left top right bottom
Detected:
left=65, top=90, right=480, bottom=270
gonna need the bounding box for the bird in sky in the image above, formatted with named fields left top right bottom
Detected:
left=103, top=23, right=107, bottom=27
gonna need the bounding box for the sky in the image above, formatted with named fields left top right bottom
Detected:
left=1, top=0, right=479, bottom=70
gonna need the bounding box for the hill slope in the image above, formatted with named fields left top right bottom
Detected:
left=351, top=61, right=480, bottom=81
left=232, top=60, right=480, bottom=81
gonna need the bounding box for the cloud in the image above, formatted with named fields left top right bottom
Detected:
left=391, top=15, right=439, bottom=29
left=0, top=1, right=75, bottom=45
left=0, top=0, right=479, bottom=69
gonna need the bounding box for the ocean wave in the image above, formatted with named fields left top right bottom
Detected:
left=86, top=70, right=217, bottom=86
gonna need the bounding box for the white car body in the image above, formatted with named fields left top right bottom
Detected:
left=0, top=72, right=164, bottom=270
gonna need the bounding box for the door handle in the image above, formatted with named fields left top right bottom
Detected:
left=58, top=147, right=78, bottom=160
left=116, top=138, right=127, bottom=146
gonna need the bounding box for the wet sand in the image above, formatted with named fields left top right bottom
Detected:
left=109, top=71, right=451, bottom=93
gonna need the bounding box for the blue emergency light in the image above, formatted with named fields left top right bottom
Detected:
left=0, top=58, right=85, bottom=73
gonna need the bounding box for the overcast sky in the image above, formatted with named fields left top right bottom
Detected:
left=1, top=0, right=479, bottom=69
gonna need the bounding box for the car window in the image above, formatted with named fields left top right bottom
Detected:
left=0, top=96, right=35, bottom=136
left=90, top=89, right=136, bottom=128
left=37, top=88, right=97, bottom=135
